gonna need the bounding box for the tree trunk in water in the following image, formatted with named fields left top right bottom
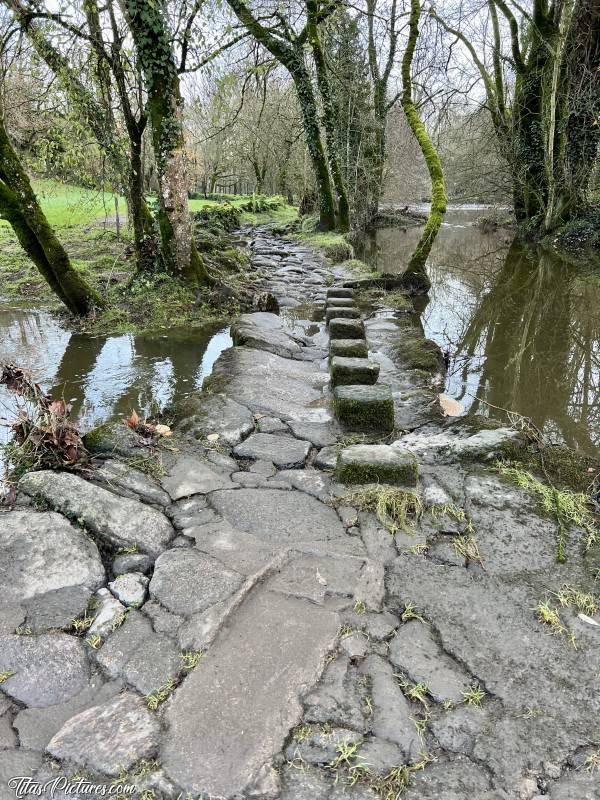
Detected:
left=307, top=2, right=350, bottom=231
left=0, top=117, right=103, bottom=315
left=400, top=0, right=447, bottom=294
left=122, top=1, right=211, bottom=287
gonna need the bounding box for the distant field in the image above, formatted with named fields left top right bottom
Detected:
left=0, top=180, right=296, bottom=228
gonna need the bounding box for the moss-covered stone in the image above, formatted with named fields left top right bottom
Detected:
left=334, top=385, right=394, bottom=433
left=335, top=444, right=418, bottom=486
left=325, top=297, right=355, bottom=309
left=323, top=241, right=354, bottom=263
left=326, top=288, right=354, bottom=300
left=330, top=356, right=380, bottom=387
left=329, top=318, right=365, bottom=340
left=329, top=339, right=369, bottom=359
left=395, top=336, right=445, bottom=373
left=326, top=307, right=361, bottom=324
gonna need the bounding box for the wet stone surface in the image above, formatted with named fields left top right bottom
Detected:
left=1, top=229, right=598, bottom=800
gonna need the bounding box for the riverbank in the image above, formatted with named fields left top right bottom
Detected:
left=1, top=229, right=599, bottom=800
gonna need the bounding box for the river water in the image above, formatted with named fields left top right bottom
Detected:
left=1, top=209, right=599, bottom=469
left=357, top=208, right=600, bottom=455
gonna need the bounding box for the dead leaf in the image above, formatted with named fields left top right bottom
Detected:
left=125, top=409, right=140, bottom=429
left=439, top=394, right=464, bottom=417
left=154, top=424, right=172, bottom=437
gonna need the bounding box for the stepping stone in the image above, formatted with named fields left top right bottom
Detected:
left=233, top=433, right=311, bottom=468
left=326, top=288, right=354, bottom=299
left=161, top=589, right=339, bottom=798
left=330, top=356, right=380, bottom=387
left=329, top=318, right=365, bottom=340
left=334, top=385, right=394, bottom=433
left=326, top=307, right=361, bottom=324
left=325, top=297, right=355, bottom=309
left=336, top=445, right=418, bottom=486
left=329, top=339, right=369, bottom=359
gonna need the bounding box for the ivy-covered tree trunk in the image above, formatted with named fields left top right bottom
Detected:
left=225, top=0, right=337, bottom=231
left=0, top=116, right=103, bottom=315
left=122, top=0, right=211, bottom=287
left=400, top=0, right=447, bottom=293
left=307, top=0, right=350, bottom=231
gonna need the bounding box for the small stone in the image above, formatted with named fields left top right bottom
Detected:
left=177, top=393, right=254, bottom=446
left=150, top=548, right=243, bottom=616
left=92, top=459, right=170, bottom=506
left=95, top=611, right=181, bottom=695
left=166, top=495, right=209, bottom=530
left=112, top=553, right=152, bottom=575
left=340, top=633, right=368, bottom=659
left=329, top=318, right=366, bottom=340
left=249, top=459, right=277, bottom=476
left=88, top=589, right=126, bottom=639
left=256, top=416, right=288, bottom=434
left=161, top=456, right=233, bottom=500
left=326, top=307, right=361, bottom=323
left=314, top=446, right=338, bottom=470
left=234, top=433, right=311, bottom=469
left=336, top=444, right=417, bottom=485
left=388, top=620, right=471, bottom=704
left=334, top=386, right=395, bottom=433
left=330, top=357, right=380, bottom=387
left=24, top=585, right=91, bottom=632
left=47, top=692, right=161, bottom=776
left=327, top=288, right=355, bottom=299
left=354, top=560, right=385, bottom=612
left=109, top=572, right=148, bottom=607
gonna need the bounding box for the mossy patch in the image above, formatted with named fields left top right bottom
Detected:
left=394, top=336, right=444, bottom=373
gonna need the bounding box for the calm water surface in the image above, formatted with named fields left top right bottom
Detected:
left=0, top=309, right=231, bottom=469
left=357, top=208, right=600, bottom=455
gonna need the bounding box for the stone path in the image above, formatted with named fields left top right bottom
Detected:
left=1, top=228, right=599, bottom=800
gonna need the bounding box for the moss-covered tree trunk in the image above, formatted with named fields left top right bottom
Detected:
left=400, top=0, right=447, bottom=293
left=0, top=116, right=103, bottom=315
left=7, top=0, right=157, bottom=273
left=307, top=0, right=350, bottom=231
left=122, top=0, right=210, bottom=288
left=225, top=0, right=337, bottom=231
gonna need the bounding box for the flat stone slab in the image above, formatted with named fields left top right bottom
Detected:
left=47, top=692, right=160, bottom=777
left=0, top=634, right=90, bottom=708
left=150, top=548, right=243, bottom=616
left=326, top=307, right=361, bottom=323
left=91, top=459, right=170, bottom=506
left=334, top=385, right=395, bottom=433
left=161, top=589, right=338, bottom=797
left=234, top=433, right=311, bottom=468
left=0, top=511, right=105, bottom=605
left=388, top=620, right=472, bottom=703
left=161, top=456, right=233, bottom=499
left=177, top=392, right=254, bottom=446
left=330, top=356, right=380, bottom=387
left=209, top=488, right=346, bottom=543
left=329, top=318, right=365, bottom=340
left=18, top=472, right=173, bottom=557
left=336, top=445, right=417, bottom=486
left=326, top=288, right=355, bottom=299
left=231, top=312, right=308, bottom=359
left=206, top=348, right=331, bottom=423
left=329, top=339, right=369, bottom=359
